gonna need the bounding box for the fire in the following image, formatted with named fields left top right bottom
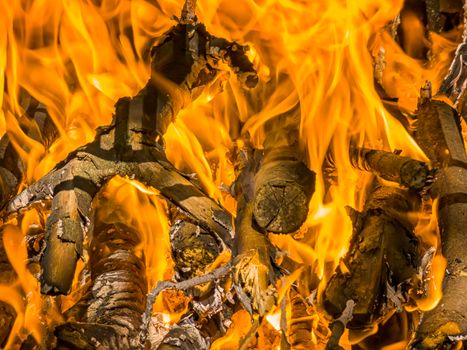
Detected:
left=0, top=0, right=462, bottom=348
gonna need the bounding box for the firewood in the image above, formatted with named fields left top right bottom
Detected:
left=350, top=147, right=431, bottom=190
left=253, top=116, right=315, bottom=234
left=0, top=230, right=17, bottom=348
left=157, top=323, right=209, bottom=350
left=5, top=1, right=257, bottom=295
left=233, top=143, right=277, bottom=317
left=412, top=93, right=467, bottom=348
left=0, top=90, right=58, bottom=207
left=287, top=288, right=312, bottom=349
left=55, top=217, right=147, bottom=349
left=322, top=184, right=420, bottom=344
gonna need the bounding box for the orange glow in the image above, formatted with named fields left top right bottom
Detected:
left=0, top=0, right=461, bottom=348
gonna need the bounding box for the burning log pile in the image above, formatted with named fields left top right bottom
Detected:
left=0, top=0, right=467, bottom=349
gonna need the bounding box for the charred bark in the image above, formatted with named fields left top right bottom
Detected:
left=0, top=91, right=58, bottom=207
left=5, top=8, right=257, bottom=295
left=55, top=217, right=147, bottom=350
left=350, top=147, right=431, bottom=190
left=412, top=96, right=467, bottom=348
left=322, top=184, right=420, bottom=346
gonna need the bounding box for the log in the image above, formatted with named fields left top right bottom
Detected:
left=322, top=184, right=420, bottom=338
left=0, top=229, right=17, bottom=348
left=6, top=3, right=257, bottom=295
left=233, top=144, right=277, bottom=317
left=412, top=97, right=467, bottom=348
left=287, top=288, right=312, bottom=349
left=253, top=114, right=315, bottom=234
left=350, top=147, right=431, bottom=190
left=55, top=216, right=147, bottom=349
left=0, top=90, right=58, bottom=207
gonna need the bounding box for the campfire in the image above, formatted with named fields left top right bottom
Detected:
left=0, top=0, right=466, bottom=348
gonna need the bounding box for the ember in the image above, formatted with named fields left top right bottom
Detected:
left=0, top=0, right=466, bottom=349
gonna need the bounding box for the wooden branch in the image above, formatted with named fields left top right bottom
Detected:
left=412, top=97, right=467, bottom=348
left=4, top=6, right=258, bottom=295
left=140, top=264, right=231, bottom=347
left=350, top=147, right=431, bottom=190
left=323, top=185, right=420, bottom=333
left=233, top=144, right=277, bottom=317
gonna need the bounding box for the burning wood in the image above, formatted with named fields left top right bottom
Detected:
left=1, top=0, right=467, bottom=348
left=323, top=184, right=421, bottom=345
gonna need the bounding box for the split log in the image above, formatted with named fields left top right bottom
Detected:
left=350, top=147, right=431, bottom=190
left=233, top=144, right=277, bottom=317
left=411, top=94, right=467, bottom=348
left=5, top=0, right=257, bottom=295
left=322, top=184, right=420, bottom=346
left=55, top=217, right=147, bottom=349
left=253, top=115, right=315, bottom=233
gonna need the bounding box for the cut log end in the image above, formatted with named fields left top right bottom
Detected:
left=254, top=161, right=315, bottom=233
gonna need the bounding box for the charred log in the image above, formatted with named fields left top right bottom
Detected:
left=350, top=147, right=431, bottom=190
left=55, top=215, right=147, bottom=349
left=322, top=184, right=420, bottom=345
left=6, top=6, right=257, bottom=295
left=412, top=95, right=467, bottom=348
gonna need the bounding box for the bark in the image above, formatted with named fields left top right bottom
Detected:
left=253, top=114, right=315, bottom=233
left=350, top=147, right=431, bottom=190
left=233, top=144, right=277, bottom=317
left=55, top=218, right=147, bottom=350
left=0, top=229, right=17, bottom=348
left=0, top=91, right=58, bottom=207
left=412, top=98, right=467, bottom=348
left=288, top=288, right=312, bottom=349
left=322, top=185, right=420, bottom=333
left=5, top=13, right=257, bottom=295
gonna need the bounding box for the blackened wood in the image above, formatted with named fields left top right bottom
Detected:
left=350, top=147, right=430, bottom=190
left=5, top=3, right=256, bottom=296
left=413, top=97, right=467, bottom=348
left=0, top=92, right=58, bottom=207
left=55, top=218, right=147, bottom=350
left=323, top=185, right=420, bottom=330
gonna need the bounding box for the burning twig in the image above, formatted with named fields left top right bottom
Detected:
left=140, top=264, right=231, bottom=347
left=323, top=184, right=421, bottom=341
left=411, top=85, right=467, bottom=348
left=350, top=147, right=432, bottom=190
left=5, top=2, right=257, bottom=295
